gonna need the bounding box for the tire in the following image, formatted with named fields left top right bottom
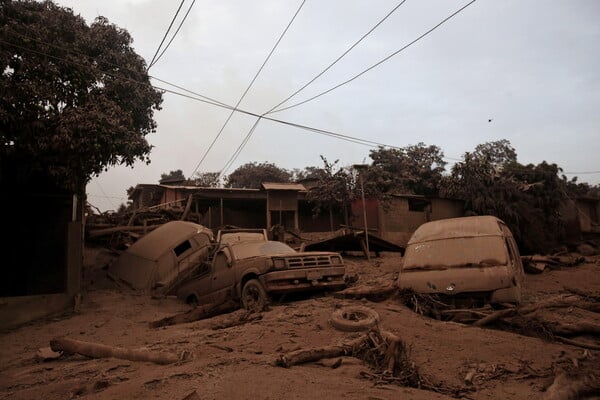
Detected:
left=330, top=306, right=380, bottom=332
left=241, top=279, right=269, bottom=312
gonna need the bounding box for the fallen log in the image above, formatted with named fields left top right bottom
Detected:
left=563, top=287, right=600, bottom=302
left=275, top=336, right=367, bottom=368
left=550, top=321, right=600, bottom=337
left=472, top=308, right=515, bottom=327
left=209, top=309, right=263, bottom=330
left=334, top=283, right=398, bottom=301
left=473, top=294, right=597, bottom=328
left=50, top=337, right=179, bottom=365
left=149, top=300, right=238, bottom=328
left=554, top=337, right=600, bottom=351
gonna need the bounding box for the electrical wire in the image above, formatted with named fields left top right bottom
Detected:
left=4, top=36, right=599, bottom=178
left=149, top=0, right=196, bottom=69
left=0, top=35, right=398, bottom=151
left=148, top=0, right=186, bottom=69
left=153, top=84, right=404, bottom=150
left=266, top=0, right=408, bottom=115
left=188, top=0, right=306, bottom=180
left=3, top=28, right=233, bottom=110
left=269, top=0, right=478, bottom=114
left=218, top=117, right=263, bottom=178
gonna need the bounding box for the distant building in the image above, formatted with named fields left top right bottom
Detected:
left=561, top=196, right=600, bottom=240
left=128, top=182, right=466, bottom=246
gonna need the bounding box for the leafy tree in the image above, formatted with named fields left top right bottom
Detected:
left=159, top=169, right=185, bottom=183
left=191, top=171, right=221, bottom=187
left=305, top=156, right=354, bottom=227
left=563, top=177, right=600, bottom=198
left=472, top=139, right=517, bottom=167
left=367, top=143, right=446, bottom=196
left=442, top=140, right=565, bottom=253
left=0, top=0, right=162, bottom=191
left=225, top=162, right=291, bottom=189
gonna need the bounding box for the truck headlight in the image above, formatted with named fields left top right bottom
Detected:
left=273, top=258, right=286, bottom=269
left=330, top=255, right=343, bottom=264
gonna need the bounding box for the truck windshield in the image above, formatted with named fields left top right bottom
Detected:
left=403, top=236, right=508, bottom=270
left=231, top=241, right=296, bottom=260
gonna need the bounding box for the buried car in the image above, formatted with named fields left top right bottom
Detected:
left=176, top=239, right=346, bottom=310
left=397, top=215, right=525, bottom=307
left=107, top=221, right=214, bottom=296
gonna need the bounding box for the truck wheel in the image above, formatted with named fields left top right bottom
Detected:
left=330, top=306, right=379, bottom=332
left=241, top=279, right=269, bottom=312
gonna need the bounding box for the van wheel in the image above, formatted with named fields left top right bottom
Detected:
left=241, top=279, right=269, bottom=312
left=330, top=306, right=380, bottom=332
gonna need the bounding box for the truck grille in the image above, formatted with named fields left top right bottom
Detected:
left=286, top=256, right=332, bottom=268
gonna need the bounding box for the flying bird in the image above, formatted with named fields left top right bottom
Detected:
left=488, top=119, right=493, bottom=123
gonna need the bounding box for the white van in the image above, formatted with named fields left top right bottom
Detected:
left=397, top=216, right=524, bottom=307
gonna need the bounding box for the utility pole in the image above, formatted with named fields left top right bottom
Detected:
left=353, top=164, right=370, bottom=261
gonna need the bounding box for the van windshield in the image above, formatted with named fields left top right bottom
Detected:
left=403, top=236, right=508, bottom=270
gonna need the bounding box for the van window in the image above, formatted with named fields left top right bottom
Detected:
left=403, top=236, right=508, bottom=270
left=173, top=240, right=192, bottom=257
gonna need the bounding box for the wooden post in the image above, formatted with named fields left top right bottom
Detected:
left=220, top=198, right=224, bottom=226
left=266, top=192, right=271, bottom=229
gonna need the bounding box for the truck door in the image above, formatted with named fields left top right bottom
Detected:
left=209, top=246, right=236, bottom=304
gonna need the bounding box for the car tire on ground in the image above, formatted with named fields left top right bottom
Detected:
left=330, top=305, right=380, bottom=332
left=241, top=279, right=269, bottom=312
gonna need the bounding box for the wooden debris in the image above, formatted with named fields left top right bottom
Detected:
left=543, top=372, right=600, bottom=400
left=335, top=283, right=398, bottom=301
left=209, top=309, right=263, bottom=330
left=521, top=255, right=588, bottom=274
left=149, top=300, right=238, bottom=328
left=180, top=391, right=201, bottom=400
left=554, top=337, right=600, bottom=351
left=275, top=335, right=366, bottom=368
left=50, top=337, right=179, bottom=365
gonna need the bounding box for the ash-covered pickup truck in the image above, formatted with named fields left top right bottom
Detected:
left=176, top=229, right=346, bottom=310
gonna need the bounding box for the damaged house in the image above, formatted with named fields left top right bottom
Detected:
left=125, top=182, right=466, bottom=249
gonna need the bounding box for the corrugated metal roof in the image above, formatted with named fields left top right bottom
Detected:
left=261, top=182, right=306, bottom=191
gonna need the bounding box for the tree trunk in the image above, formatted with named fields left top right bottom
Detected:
left=50, top=337, right=179, bottom=365
left=149, top=300, right=238, bottom=328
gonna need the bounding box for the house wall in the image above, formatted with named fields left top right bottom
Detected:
left=560, top=199, right=582, bottom=240
left=576, top=199, right=600, bottom=233
left=0, top=165, right=83, bottom=329
left=162, top=187, right=189, bottom=207
left=377, top=197, right=464, bottom=246
left=297, top=201, right=345, bottom=232
left=350, top=198, right=379, bottom=230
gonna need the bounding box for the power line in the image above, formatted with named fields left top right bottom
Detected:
left=148, top=0, right=186, bottom=69
left=150, top=75, right=230, bottom=108
left=189, top=0, right=306, bottom=179
left=155, top=84, right=410, bottom=154
left=269, top=0, right=478, bottom=114
left=1, top=31, right=406, bottom=154
left=149, top=0, right=196, bottom=69
left=13, top=34, right=598, bottom=178
left=93, top=181, right=118, bottom=210
left=266, top=0, right=408, bottom=115
left=1, top=35, right=397, bottom=153
left=219, top=117, right=263, bottom=178
left=563, top=171, right=600, bottom=175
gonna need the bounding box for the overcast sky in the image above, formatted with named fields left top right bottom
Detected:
left=53, top=0, right=600, bottom=212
